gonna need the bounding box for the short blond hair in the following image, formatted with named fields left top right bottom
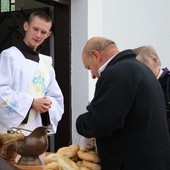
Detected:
left=28, top=11, right=52, bottom=26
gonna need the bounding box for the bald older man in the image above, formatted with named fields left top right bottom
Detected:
left=76, top=36, right=170, bottom=170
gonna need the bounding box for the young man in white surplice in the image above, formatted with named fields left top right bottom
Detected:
left=0, top=11, right=64, bottom=135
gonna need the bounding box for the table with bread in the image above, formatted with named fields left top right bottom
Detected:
left=11, top=144, right=101, bottom=170
left=43, top=144, right=101, bottom=170
left=0, top=126, right=100, bottom=170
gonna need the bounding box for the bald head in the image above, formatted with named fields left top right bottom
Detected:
left=83, top=36, right=117, bottom=56
left=82, top=36, right=119, bottom=79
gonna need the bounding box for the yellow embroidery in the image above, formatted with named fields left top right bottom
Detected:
left=2, top=99, right=8, bottom=105
left=35, top=85, right=41, bottom=93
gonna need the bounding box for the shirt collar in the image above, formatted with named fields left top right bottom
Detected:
left=98, top=56, right=114, bottom=75
left=157, top=68, right=163, bottom=79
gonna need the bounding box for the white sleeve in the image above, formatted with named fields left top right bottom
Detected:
left=45, top=67, right=64, bottom=134
left=0, top=49, right=33, bottom=129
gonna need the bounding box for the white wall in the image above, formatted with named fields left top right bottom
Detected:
left=71, top=0, right=170, bottom=145
left=102, top=0, right=170, bottom=67
left=71, top=0, right=103, bottom=145
left=88, top=0, right=102, bottom=101
left=71, top=0, right=89, bottom=145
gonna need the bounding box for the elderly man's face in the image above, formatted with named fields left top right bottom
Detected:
left=82, top=52, right=100, bottom=79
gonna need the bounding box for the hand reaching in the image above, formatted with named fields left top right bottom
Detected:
left=83, top=137, right=96, bottom=151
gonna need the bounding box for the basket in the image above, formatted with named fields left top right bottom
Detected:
left=0, top=145, right=17, bottom=162
left=0, top=128, right=25, bottom=162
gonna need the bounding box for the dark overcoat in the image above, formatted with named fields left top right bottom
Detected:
left=159, top=67, right=170, bottom=130
left=76, top=50, right=170, bottom=170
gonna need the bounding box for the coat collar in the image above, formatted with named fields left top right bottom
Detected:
left=159, top=67, right=170, bottom=78
left=106, top=49, right=136, bottom=68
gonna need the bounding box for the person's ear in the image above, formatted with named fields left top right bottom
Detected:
left=91, top=50, right=101, bottom=62
left=152, top=57, right=159, bottom=67
left=46, top=31, right=51, bottom=38
left=23, top=21, right=28, bottom=31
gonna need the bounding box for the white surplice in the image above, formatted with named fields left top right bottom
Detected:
left=0, top=46, right=64, bottom=134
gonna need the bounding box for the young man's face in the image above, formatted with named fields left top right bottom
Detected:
left=23, top=16, right=52, bottom=51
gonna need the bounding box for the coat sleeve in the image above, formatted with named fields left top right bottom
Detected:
left=76, top=72, right=135, bottom=138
